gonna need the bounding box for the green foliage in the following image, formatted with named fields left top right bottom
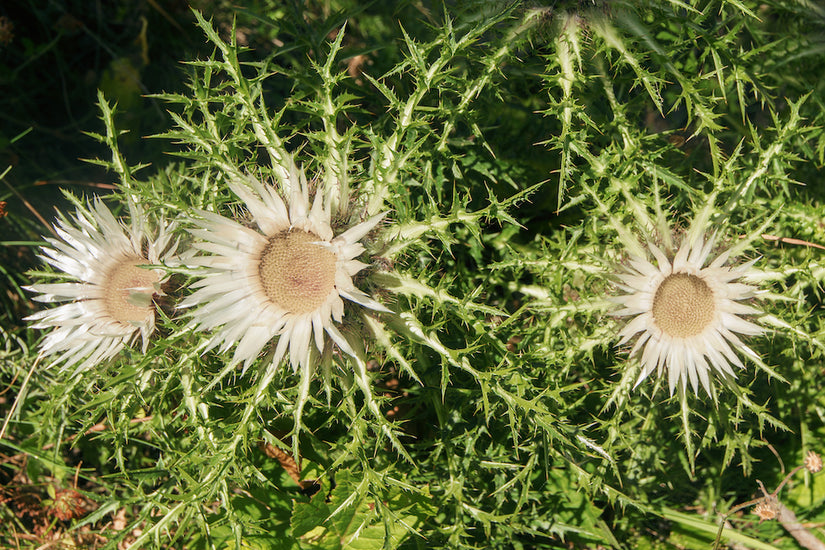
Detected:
left=290, top=469, right=436, bottom=549
left=4, top=0, right=825, bottom=548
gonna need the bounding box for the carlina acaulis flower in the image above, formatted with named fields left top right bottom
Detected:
left=612, top=215, right=766, bottom=397
left=25, top=196, right=178, bottom=372
left=180, top=161, right=389, bottom=379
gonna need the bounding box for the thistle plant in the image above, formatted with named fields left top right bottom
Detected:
left=3, top=1, right=825, bottom=549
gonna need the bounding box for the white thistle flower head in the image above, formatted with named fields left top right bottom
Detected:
left=181, top=163, right=389, bottom=375
left=612, top=224, right=765, bottom=398
left=25, top=197, right=177, bottom=372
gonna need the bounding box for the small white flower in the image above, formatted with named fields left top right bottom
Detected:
left=613, top=226, right=765, bottom=397
left=25, top=197, right=177, bottom=372
left=181, top=163, right=388, bottom=375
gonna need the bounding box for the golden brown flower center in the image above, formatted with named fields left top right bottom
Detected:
left=103, top=258, right=159, bottom=325
left=259, top=230, right=337, bottom=314
left=652, top=273, right=715, bottom=338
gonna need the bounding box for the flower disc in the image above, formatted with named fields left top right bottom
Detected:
left=103, top=258, right=160, bottom=324
left=651, top=273, right=715, bottom=338
left=259, top=230, right=337, bottom=314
